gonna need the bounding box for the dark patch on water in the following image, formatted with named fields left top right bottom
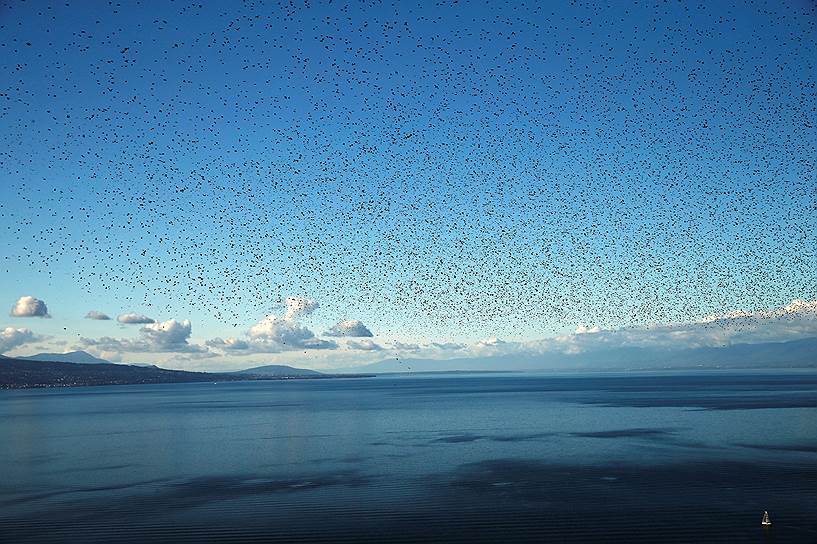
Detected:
left=583, top=397, right=817, bottom=410
left=49, top=463, right=136, bottom=474
left=439, top=459, right=817, bottom=522
left=570, top=427, right=677, bottom=438
left=431, top=431, right=558, bottom=444
left=432, top=433, right=484, bottom=443
left=735, top=442, right=817, bottom=453
left=490, top=431, right=558, bottom=442
left=0, top=477, right=173, bottom=507
left=2, top=469, right=373, bottom=523
left=152, top=471, right=372, bottom=508
left=385, top=373, right=817, bottom=411
left=431, top=429, right=686, bottom=446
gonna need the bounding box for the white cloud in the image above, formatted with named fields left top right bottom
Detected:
left=79, top=319, right=205, bottom=354
left=0, top=327, right=37, bottom=353
left=141, top=319, right=195, bottom=349
left=85, top=311, right=111, bottom=320
left=347, top=339, right=383, bottom=351
left=325, top=319, right=374, bottom=337
left=249, top=315, right=317, bottom=344
left=117, top=312, right=155, bottom=324
left=10, top=296, right=49, bottom=318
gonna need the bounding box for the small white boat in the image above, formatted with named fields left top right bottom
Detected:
left=761, top=511, right=772, bottom=527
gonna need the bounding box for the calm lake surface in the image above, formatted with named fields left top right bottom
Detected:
left=2, top=372, right=816, bottom=543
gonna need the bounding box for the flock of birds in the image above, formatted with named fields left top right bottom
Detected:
left=1, top=0, right=815, bottom=341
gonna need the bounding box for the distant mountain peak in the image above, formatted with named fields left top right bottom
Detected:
left=18, top=351, right=112, bottom=365
left=235, top=364, right=321, bottom=377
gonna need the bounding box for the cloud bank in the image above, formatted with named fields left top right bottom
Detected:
left=0, top=327, right=37, bottom=354
left=80, top=319, right=205, bottom=354
left=206, top=297, right=338, bottom=354
left=466, top=298, right=817, bottom=360
left=243, top=314, right=336, bottom=351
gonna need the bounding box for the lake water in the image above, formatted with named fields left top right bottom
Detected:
left=1, top=372, right=816, bottom=543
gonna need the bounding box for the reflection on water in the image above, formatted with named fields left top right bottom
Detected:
left=1, top=372, right=816, bottom=542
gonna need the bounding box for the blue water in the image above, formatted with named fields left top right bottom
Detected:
left=1, top=372, right=816, bottom=543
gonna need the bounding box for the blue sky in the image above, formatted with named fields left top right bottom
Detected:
left=1, top=0, right=816, bottom=369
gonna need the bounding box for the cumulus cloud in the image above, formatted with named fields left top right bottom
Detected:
left=141, top=320, right=195, bottom=349
left=346, top=339, right=383, bottom=351
left=10, top=296, right=49, bottom=318
left=85, top=311, right=111, bottom=320
left=249, top=315, right=318, bottom=344
left=0, top=327, right=37, bottom=353
left=245, top=314, right=336, bottom=351
left=79, top=319, right=205, bottom=354
left=325, top=319, right=374, bottom=337
left=117, top=312, right=155, bottom=324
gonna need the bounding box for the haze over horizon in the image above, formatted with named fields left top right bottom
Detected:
left=2, top=0, right=816, bottom=371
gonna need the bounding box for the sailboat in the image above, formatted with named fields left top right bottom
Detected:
left=761, top=511, right=772, bottom=527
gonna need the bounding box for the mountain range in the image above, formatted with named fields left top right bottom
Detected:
left=0, top=355, right=371, bottom=389
left=0, top=352, right=321, bottom=376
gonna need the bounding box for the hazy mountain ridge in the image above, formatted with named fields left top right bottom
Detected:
left=235, top=364, right=322, bottom=377
left=335, top=336, right=817, bottom=374
left=0, top=358, right=364, bottom=389
left=16, top=351, right=112, bottom=364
